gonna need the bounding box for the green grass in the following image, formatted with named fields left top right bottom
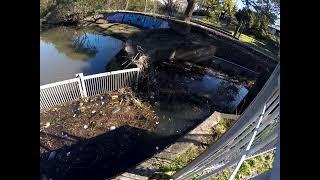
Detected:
left=215, top=118, right=235, bottom=136
left=155, top=118, right=235, bottom=178
left=210, top=151, right=275, bottom=180
left=155, top=115, right=274, bottom=179
left=158, top=148, right=203, bottom=174
left=193, top=17, right=279, bottom=59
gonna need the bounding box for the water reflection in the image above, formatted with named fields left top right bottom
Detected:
left=149, top=66, right=249, bottom=136
left=40, top=26, right=124, bottom=85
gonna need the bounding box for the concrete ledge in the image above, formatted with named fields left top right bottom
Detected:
left=112, top=111, right=239, bottom=179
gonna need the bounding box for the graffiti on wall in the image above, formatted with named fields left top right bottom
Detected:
left=106, top=13, right=169, bottom=29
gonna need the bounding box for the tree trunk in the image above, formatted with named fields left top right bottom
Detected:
left=145, top=0, right=148, bottom=12
left=153, top=0, right=156, bottom=14
left=233, top=22, right=242, bottom=37
left=184, top=0, right=195, bottom=21
left=238, top=24, right=245, bottom=38
left=125, top=0, right=129, bottom=10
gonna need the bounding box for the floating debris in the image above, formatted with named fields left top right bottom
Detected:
left=48, top=151, right=56, bottom=160
left=156, top=146, right=159, bottom=150
left=44, top=122, right=50, bottom=128
left=73, top=114, right=76, bottom=118
left=111, top=95, right=118, bottom=100
left=101, top=101, right=105, bottom=105
left=83, top=125, right=88, bottom=129
left=91, top=110, right=96, bottom=114
left=66, top=152, right=71, bottom=157
left=112, top=107, right=121, bottom=114
left=155, top=121, right=159, bottom=125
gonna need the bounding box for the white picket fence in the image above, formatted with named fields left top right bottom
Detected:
left=40, top=68, right=140, bottom=110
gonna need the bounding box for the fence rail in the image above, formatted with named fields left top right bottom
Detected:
left=173, top=64, right=280, bottom=179
left=40, top=68, right=140, bottom=110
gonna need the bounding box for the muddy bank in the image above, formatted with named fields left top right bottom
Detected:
left=40, top=88, right=163, bottom=179
left=40, top=88, right=158, bottom=153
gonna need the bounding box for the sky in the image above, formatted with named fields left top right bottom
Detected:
left=236, top=0, right=245, bottom=10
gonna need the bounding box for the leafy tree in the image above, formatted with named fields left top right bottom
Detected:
left=234, top=8, right=253, bottom=37
left=223, top=0, right=235, bottom=16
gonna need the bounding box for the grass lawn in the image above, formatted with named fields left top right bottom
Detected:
left=210, top=151, right=275, bottom=180
left=194, top=18, right=279, bottom=60
left=154, top=116, right=275, bottom=179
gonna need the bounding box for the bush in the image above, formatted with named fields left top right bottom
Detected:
left=40, top=0, right=57, bottom=18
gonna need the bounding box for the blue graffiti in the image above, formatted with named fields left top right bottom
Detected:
left=106, top=13, right=124, bottom=22
left=105, top=13, right=169, bottom=29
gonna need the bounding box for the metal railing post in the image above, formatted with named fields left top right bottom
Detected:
left=75, top=73, right=88, bottom=97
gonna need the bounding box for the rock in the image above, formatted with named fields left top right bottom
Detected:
left=63, top=134, right=68, bottom=139
left=48, top=151, right=56, bottom=160
left=44, top=122, right=50, bottom=128
left=112, top=107, right=121, bottom=114
left=95, top=18, right=108, bottom=24
left=91, top=110, right=96, bottom=114
left=79, top=102, right=84, bottom=106
left=83, top=125, right=88, bottom=129
left=110, top=126, right=116, bottom=131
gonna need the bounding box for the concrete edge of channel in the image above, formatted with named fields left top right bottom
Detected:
left=112, top=111, right=239, bottom=180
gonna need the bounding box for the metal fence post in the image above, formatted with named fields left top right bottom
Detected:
left=75, top=73, right=88, bottom=97
left=135, top=69, right=140, bottom=90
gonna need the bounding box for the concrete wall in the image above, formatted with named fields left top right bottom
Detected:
left=105, top=12, right=169, bottom=29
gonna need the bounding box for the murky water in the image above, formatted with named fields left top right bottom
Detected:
left=151, top=68, right=249, bottom=136
left=40, top=26, right=124, bottom=85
